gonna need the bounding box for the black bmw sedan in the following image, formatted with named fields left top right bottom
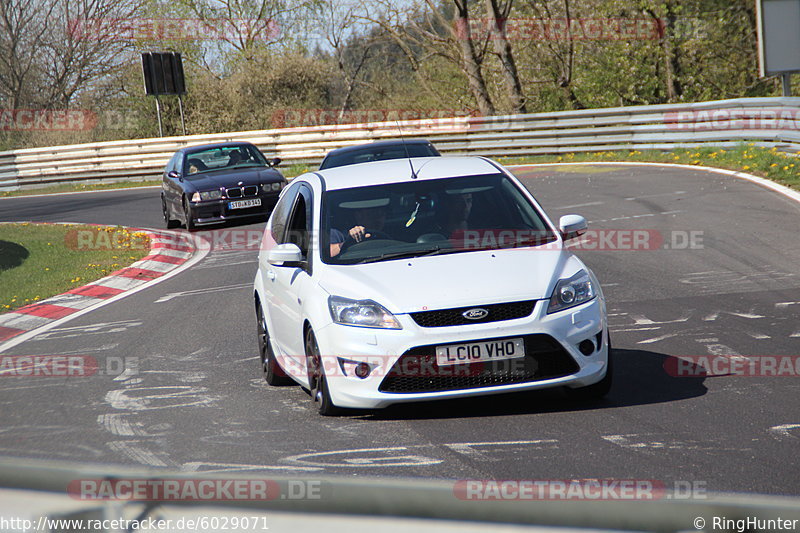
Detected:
left=161, top=142, right=287, bottom=230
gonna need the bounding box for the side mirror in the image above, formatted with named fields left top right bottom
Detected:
left=269, top=157, right=282, bottom=168
left=267, top=243, right=303, bottom=267
left=167, top=171, right=180, bottom=179
left=559, top=214, right=588, bottom=241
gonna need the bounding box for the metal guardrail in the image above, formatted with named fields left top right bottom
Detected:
left=1, top=457, right=799, bottom=533
left=1, top=97, right=799, bottom=191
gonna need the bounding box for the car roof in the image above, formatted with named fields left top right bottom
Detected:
left=180, top=141, right=257, bottom=154
left=324, top=139, right=434, bottom=157
left=312, top=156, right=503, bottom=191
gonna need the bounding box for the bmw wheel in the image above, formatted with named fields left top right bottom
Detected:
left=162, top=195, right=180, bottom=229
left=183, top=197, right=196, bottom=231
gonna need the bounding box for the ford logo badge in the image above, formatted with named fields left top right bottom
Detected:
left=462, top=308, right=489, bottom=320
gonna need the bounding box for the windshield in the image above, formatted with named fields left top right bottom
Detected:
left=321, top=173, right=556, bottom=264
left=184, top=145, right=267, bottom=175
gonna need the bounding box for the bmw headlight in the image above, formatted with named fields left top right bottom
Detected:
left=328, top=296, right=402, bottom=329
left=200, top=190, right=222, bottom=200
left=547, top=270, right=596, bottom=314
left=192, top=190, right=222, bottom=201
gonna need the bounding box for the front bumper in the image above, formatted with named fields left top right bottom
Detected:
left=312, top=297, right=608, bottom=409
left=189, top=192, right=280, bottom=226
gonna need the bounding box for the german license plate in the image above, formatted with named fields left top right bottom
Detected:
left=229, top=198, right=261, bottom=209
left=435, top=338, right=525, bottom=366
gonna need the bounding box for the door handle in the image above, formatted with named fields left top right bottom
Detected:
left=266, top=270, right=276, bottom=280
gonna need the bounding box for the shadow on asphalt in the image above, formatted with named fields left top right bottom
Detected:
left=0, top=240, right=29, bottom=271
left=351, top=348, right=707, bottom=421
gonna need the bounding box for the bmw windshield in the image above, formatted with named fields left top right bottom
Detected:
left=321, top=173, right=557, bottom=265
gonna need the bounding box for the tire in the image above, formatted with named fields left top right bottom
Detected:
left=565, top=334, right=613, bottom=401
left=305, top=328, right=344, bottom=416
left=162, top=195, right=180, bottom=229
left=183, top=198, right=196, bottom=231
left=257, top=303, right=292, bottom=386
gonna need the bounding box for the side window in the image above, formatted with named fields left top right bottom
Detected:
left=175, top=154, right=184, bottom=174
left=284, top=186, right=313, bottom=259
left=270, top=182, right=301, bottom=243
left=166, top=154, right=177, bottom=173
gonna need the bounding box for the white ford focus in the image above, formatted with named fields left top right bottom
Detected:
left=253, top=156, right=610, bottom=415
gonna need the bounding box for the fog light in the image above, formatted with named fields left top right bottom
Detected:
left=355, top=363, right=371, bottom=379
left=578, top=339, right=595, bottom=356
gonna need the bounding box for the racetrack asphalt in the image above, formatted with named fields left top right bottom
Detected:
left=0, top=164, right=798, bottom=496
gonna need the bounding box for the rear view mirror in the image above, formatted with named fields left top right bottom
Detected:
left=270, top=157, right=282, bottom=168
left=167, top=171, right=180, bottom=179
left=267, top=243, right=303, bottom=266
left=559, top=214, right=588, bottom=241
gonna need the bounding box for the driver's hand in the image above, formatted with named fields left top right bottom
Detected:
left=349, top=226, right=371, bottom=242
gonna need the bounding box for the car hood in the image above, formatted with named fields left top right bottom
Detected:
left=317, top=247, right=584, bottom=314
left=184, top=167, right=283, bottom=190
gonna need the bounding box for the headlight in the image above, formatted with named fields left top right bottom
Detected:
left=328, top=296, right=402, bottom=329
left=199, top=190, right=222, bottom=201
left=270, top=182, right=282, bottom=191
left=547, top=270, right=596, bottom=314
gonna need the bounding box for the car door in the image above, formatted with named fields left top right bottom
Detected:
left=163, top=153, right=185, bottom=213
left=264, top=183, right=314, bottom=363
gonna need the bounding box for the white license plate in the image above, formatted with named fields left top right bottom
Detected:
left=435, top=338, right=525, bottom=366
left=229, top=198, right=261, bottom=209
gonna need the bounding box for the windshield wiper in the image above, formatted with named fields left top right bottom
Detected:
left=227, top=163, right=263, bottom=170
left=356, top=246, right=443, bottom=264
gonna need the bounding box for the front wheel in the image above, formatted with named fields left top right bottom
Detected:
left=257, top=303, right=292, bottom=386
left=162, top=195, right=180, bottom=229
left=183, top=198, right=196, bottom=231
left=305, top=328, right=344, bottom=416
left=565, top=335, right=613, bottom=401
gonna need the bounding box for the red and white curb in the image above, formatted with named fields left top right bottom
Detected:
left=0, top=227, right=207, bottom=349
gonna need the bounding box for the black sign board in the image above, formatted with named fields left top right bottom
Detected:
left=142, top=52, right=186, bottom=95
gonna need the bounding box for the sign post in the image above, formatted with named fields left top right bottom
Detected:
left=141, top=52, right=187, bottom=136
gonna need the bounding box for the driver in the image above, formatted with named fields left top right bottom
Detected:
left=227, top=149, right=243, bottom=167
left=444, top=192, right=472, bottom=235
left=330, top=199, right=389, bottom=257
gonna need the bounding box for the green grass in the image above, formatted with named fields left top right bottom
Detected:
left=0, top=179, right=161, bottom=198
left=497, top=144, right=800, bottom=192
left=0, top=224, right=150, bottom=312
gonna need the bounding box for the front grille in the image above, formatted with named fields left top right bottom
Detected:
left=410, top=300, right=537, bottom=327
left=226, top=185, right=258, bottom=198
left=378, top=334, right=579, bottom=393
